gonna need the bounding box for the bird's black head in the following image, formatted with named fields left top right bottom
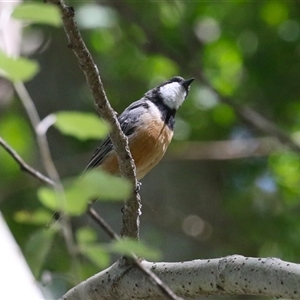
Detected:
left=146, top=76, right=194, bottom=110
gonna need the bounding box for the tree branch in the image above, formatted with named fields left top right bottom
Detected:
left=0, top=136, right=54, bottom=186
left=47, top=0, right=141, bottom=240
left=87, top=204, right=119, bottom=240
left=13, top=82, right=65, bottom=206
left=1, top=1, right=81, bottom=277
left=87, top=205, right=183, bottom=300
left=13, top=82, right=80, bottom=279
left=167, top=137, right=281, bottom=161
left=59, top=255, right=300, bottom=300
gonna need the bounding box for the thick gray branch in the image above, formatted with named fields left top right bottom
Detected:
left=60, top=255, right=300, bottom=300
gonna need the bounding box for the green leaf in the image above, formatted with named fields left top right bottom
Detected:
left=54, top=111, right=110, bottom=140
left=63, top=170, right=132, bottom=215
left=78, top=170, right=132, bottom=200
left=37, top=186, right=59, bottom=211
left=12, top=3, right=61, bottom=27
left=80, top=244, right=110, bottom=269
left=77, top=228, right=110, bottom=268
left=0, top=51, right=39, bottom=82
left=107, top=238, right=161, bottom=260
left=76, top=227, right=98, bottom=244
left=14, top=209, right=53, bottom=225
left=37, top=170, right=132, bottom=215
left=25, top=229, right=56, bottom=277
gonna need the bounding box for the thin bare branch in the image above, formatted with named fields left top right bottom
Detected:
left=168, top=137, right=281, bottom=161
left=87, top=205, right=184, bottom=300
left=46, top=0, right=141, bottom=239
left=87, top=204, right=119, bottom=240
left=1, top=1, right=81, bottom=280
left=0, top=136, right=54, bottom=186
left=13, top=82, right=64, bottom=201
left=13, top=82, right=81, bottom=279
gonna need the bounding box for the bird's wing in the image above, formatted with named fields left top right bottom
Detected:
left=84, top=99, right=150, bottom=171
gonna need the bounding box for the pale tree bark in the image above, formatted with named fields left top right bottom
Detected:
left=60, top=255, right=300, bottom=300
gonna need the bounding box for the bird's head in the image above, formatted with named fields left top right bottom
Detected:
left=149, top=76, right=194, bottom=110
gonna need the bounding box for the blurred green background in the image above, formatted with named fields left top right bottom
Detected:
left=1, top=1, right=300, bottom=299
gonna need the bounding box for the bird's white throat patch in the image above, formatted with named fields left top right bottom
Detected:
left=159, top=82, right=187, bottom=110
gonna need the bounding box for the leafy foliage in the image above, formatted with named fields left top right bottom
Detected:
left=12, top=3, right=61, bottom=27
left=76, top=227, right=111, bottom=269
left=0, top=51, right=39, bottom=82
left=1, top=1, right=300, bottom=299
left=38, top=170, right=132, bottom=215
left=54, top=111, right=110, bottom=140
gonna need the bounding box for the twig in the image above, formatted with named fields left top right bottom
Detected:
left=87, top=206, right=184, bottom=300
left=13, top=81, right=81, bottom=279
left=0, top=136, right=54, bottom=186
left=13, top=82, right=65, bottom=204
left=87, top=203, right=118, bottom=240
left=47, top=0, right=141, bottom=239
left=1, top=2, right=81, bottom=279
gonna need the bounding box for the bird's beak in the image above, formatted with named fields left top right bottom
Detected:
left=182, top=78, right=194, bottom=89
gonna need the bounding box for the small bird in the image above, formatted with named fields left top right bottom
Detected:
left=85, top=76, right=194, bottom=180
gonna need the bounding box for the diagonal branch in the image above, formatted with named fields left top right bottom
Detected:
left=13, top=82, right=65, bottom=207
left=47, top=0, right=141, bottom=240
left=0, top=136, right=54, bottom=186
left=87, top=203, right=119, bottom=240
left=13, top=82, right=81, bottom=278
left=86, top=205, right=183, bottom=300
